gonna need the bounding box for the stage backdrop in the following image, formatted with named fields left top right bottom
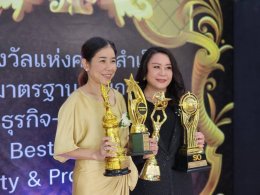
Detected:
left=0, top=1, right=233, bottom=194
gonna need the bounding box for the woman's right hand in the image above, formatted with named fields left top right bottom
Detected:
left=95, top=137, right=117, bottom=160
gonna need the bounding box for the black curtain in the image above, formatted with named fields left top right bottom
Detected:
left=234, top=0, right=260, bottom=194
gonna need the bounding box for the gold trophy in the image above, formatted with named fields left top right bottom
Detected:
left=140, top=92, right=170, bottom=181
left=124, top=74, right=152, bottom=156
left=101, top=83, right=130, bottom=176
left=174, top=92, right=209, bottom=172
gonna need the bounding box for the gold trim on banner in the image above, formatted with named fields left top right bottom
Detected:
left=0, top=0, right=43, bottom=22
left=98, top=0, right=153, bottom=27
left=49, top=0, right=96, bottom=15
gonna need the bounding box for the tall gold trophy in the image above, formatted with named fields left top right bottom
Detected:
left=124, top=74, right=152, bottom=156
left=101, top=83, right=130, bottom=176
left=174, top=92, right=209, bottom=172
left=140, top=92, right=170, bottom=181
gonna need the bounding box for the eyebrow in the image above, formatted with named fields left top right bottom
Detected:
left=98, top=56, right=116, bottom=59
left=151, top=62, right=171, bottom=66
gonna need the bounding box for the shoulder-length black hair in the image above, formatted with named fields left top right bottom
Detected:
left=78, top=37, right=117, bottom=86
left=135, top=46, right=185, bottom=102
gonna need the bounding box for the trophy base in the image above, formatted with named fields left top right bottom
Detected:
left=139, top=165, right=160, bottom=181
left=104, top=168, right=131, bottom=177
left=174, top=149, right=210, bottom=173
left=139, top=156, right=160, bottom=181
left=140, top=174, right=160, bottom=181
left=128, top=133, right=153, bottom=156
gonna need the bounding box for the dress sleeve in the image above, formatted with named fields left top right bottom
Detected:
left=53, top=96, right=79, bottom=163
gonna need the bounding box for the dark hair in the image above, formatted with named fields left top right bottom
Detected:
left=78, top=37, right=117, bottom=86
left=135, top=46, right=185, bottom=102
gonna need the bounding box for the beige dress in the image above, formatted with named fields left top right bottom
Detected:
left=54, top=88, right=138, bottom=195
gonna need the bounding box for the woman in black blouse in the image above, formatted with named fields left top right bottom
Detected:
left=131, top=47, right=205, bottom=195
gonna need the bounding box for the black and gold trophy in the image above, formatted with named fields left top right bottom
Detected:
left=140, top=92, right=170, bottom=181
left=101, top=83, right=130, bottom=176
left=124, top=74, right=152, bottom=156
left=174, top=92, right=209, bottom=172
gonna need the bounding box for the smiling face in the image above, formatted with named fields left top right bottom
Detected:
left=145, top=52, right=173, bottom=94
left=83, top=46, right=117, bottom=85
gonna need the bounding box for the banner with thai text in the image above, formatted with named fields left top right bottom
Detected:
left=0, top=1, right=233, bottom=194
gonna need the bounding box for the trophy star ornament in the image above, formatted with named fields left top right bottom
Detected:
left=124, top=74, right=136, bottom=94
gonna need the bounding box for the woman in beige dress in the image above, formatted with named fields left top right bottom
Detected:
left=53, top=37, right=138, bottom=195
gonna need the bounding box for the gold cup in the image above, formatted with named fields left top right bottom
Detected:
left=124, top=74, right=152, bottom=156
left=139, top=92, right=170, bottom=181
left=174, top=92, right=209, bottom=172
left=101, top=83, right=131, bottom=176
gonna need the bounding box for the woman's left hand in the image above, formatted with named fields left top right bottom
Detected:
left=149, top=138, right=158, bottom=155
left=195, top=132, right=205, bottom=148
left=143, top=138, right=158, bottom=159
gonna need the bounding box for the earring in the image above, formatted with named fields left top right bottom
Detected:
left=143, top=77, right=146, bottom=81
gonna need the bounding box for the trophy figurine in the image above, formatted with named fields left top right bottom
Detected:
left=124, top=74, right=152, bottom=156
left=174, top=92, right=209, bottom=172
left=140, top=92, right=170, bottom=181
left=101, top=83, right=131, bottom=176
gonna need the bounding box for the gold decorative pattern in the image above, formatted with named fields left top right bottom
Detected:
left=133, top=0, right=192, bottom=48
left=0, top=0, right=43, bottom=22
left=98, top=0, right=153, bottom=27
left=49, top=0, right=96, bottom=15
